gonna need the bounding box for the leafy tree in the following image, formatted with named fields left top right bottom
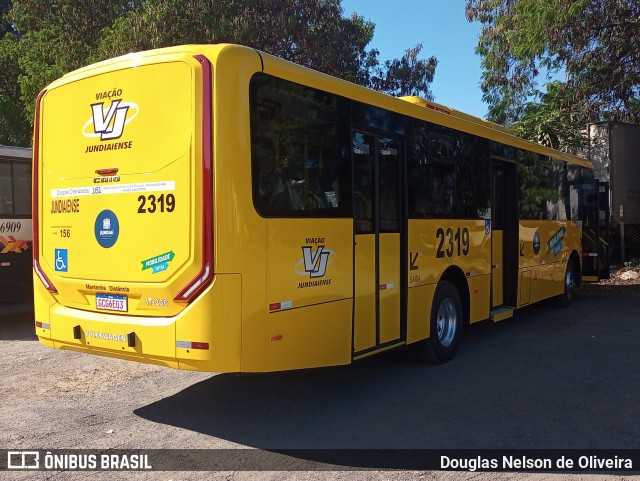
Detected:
left=466, top=0, right=640, bottom=150
left=0, top=0, right=438, bottom=146
left=0, top=0, right=129, bottom=145
left=0, top=0, right=13, bottom=38
left=370, top=43, right=437, bottom=99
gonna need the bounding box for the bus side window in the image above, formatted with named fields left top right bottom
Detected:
left=12, top=162, right=31, bottom=215
left=0, top=162, right=13, bottom=215
left=250, top=73, right=347, bottom=218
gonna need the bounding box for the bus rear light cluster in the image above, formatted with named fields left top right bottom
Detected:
left=174, top=54, right=214, bottom=304
left=32, top=89, right=58, bottom=294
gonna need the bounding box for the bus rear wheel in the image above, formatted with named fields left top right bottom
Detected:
left=414, top=280, right=463, bottom=363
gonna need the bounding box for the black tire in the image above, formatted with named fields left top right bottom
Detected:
left=556, top=259, right=577, bottom=307
left=413, top=280, right=463, bottom=363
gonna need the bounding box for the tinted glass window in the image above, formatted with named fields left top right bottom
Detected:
left=12, top=162, right=31, bottom=215
left=0, top=163, right=12, bottom=215
left=250, top=74, right=350, bottom=217
left=408, top=120, right=489, bottom=219
left=518, top=151, right=565, bottom=220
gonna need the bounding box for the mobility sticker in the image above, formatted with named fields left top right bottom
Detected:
left=547, top=227, right=566, bottom=256
left=141, top=251, right=175, bottom=274
left=54, top=248, right=68, bottom=272
left=94, top=210, right=119, bottom=248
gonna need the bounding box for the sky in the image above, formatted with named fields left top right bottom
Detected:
left=340, top=0, right=488, bottom=119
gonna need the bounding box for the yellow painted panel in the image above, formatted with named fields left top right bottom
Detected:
left=517, top=220, right=580, bottom=304
left=492, top=230, right=503, bottom=306
left=354, top=234, right=376, bottom=352
left=407, top=219, right=491, bottom=287
left=468, top=274, right=491, bottom=323
left=406, top=283, right=436, bottom=343
left=266, top=218, right=353, bottom=310
left=519, top=220, right=581, bottom=269
left=519, top=270, right=532, bottom=306
left=379, top=233, right=400, bottom=344
left=529, top=262, right=565, bottom=304
left=265, top=299, right=352, bottom=372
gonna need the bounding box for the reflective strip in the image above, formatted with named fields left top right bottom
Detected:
left=176, top=341, right=209, bottom=350
left=269, top=300, right=293, bottom=311
left=588, top=253, right=598, bottom=257
left=466, top=271, right=476, bottom=277
left=0, top=262, right=10, bottom=267
left=379, top=283, right=395, bottom=290
left=36, top=321, right=50, bottom=329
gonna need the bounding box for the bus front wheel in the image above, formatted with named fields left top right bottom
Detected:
left=556, top=259, right=577, bottom=307
left=414, top=280, right=463, bottom=363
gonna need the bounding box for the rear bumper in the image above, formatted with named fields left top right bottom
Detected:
left=35, top=274, right=242, bottom=372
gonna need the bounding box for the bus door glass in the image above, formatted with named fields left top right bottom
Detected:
left=572, top=178, right=601, bottom=281
left=352, top=132, right=402, bottom=355
left=598, top=182, right=611, bottom=279
left=491, top=161, right=518, bottom=307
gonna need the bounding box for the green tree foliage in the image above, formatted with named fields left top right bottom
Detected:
left=0, top=0, right=438, bottom=146
left=369, top=43, right=437, bottom=99
left=466, top=0, right=640, bottom=151
left=0, top=0, right=129, bottom=145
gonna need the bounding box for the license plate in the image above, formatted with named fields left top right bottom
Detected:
left=96, top=293, right=128, bottom=312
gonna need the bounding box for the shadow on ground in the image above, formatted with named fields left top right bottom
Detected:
left=135, top=284, right=640, bottom=454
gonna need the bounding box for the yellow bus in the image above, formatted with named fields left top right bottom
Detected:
left=33, top=44, right=600, bottom=372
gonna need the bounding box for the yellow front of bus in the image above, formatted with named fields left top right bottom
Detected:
left=33, top=49, right=241, bottom=372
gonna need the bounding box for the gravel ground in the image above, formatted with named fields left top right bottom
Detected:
left=1, top=278, right=639, bottom=480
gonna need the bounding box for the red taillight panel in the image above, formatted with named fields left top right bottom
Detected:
left=32, top=89, right=57, bottom=293
left=174, top=55, right=214, bottom=303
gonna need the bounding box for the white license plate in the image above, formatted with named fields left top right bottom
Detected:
left=96, top=293, right=128, bottom=312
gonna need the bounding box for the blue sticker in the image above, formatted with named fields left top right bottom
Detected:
left=54, top=248, right=68, bottom=272
left=485, top=219, right=491, bottom=235
left=94, top=210, right=119, bottom=248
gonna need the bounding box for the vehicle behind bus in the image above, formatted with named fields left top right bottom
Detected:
left=0, top=146, right=32, bottom=302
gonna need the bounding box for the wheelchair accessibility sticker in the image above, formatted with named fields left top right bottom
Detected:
left=55, top=248, right=68, bottom=272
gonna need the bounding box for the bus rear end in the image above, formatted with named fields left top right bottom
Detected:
left=33, top=47, right=241, bottom=371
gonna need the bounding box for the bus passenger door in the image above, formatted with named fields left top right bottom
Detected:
left=491, top=162, right=518, bottom=312
left=571, top=178, right=606, bottom=281
left=352, top=132, right=404, bottom=357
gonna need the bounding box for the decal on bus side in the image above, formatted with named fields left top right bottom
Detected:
left=435, top=227, right=470, bottom=258
left=295, top=237, right=335, bottom=288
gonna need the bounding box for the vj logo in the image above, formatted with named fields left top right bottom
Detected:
left=82, top=100, right=138, bottom=140
left=301, top=245, right=330, bottom=278
left=90, top=100, right=129, bottom=140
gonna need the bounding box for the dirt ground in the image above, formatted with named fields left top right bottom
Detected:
left=1, top=274, right=639, bottom=480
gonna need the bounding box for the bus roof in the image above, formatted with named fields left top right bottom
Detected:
left=51, top=43, right=591, bottom=169
left=398, top=96, right=591, bottom=168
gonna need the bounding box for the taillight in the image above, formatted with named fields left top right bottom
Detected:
left=174, top=55, right=214, bottom=302
left=32, top=89, right=57, bottom=293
